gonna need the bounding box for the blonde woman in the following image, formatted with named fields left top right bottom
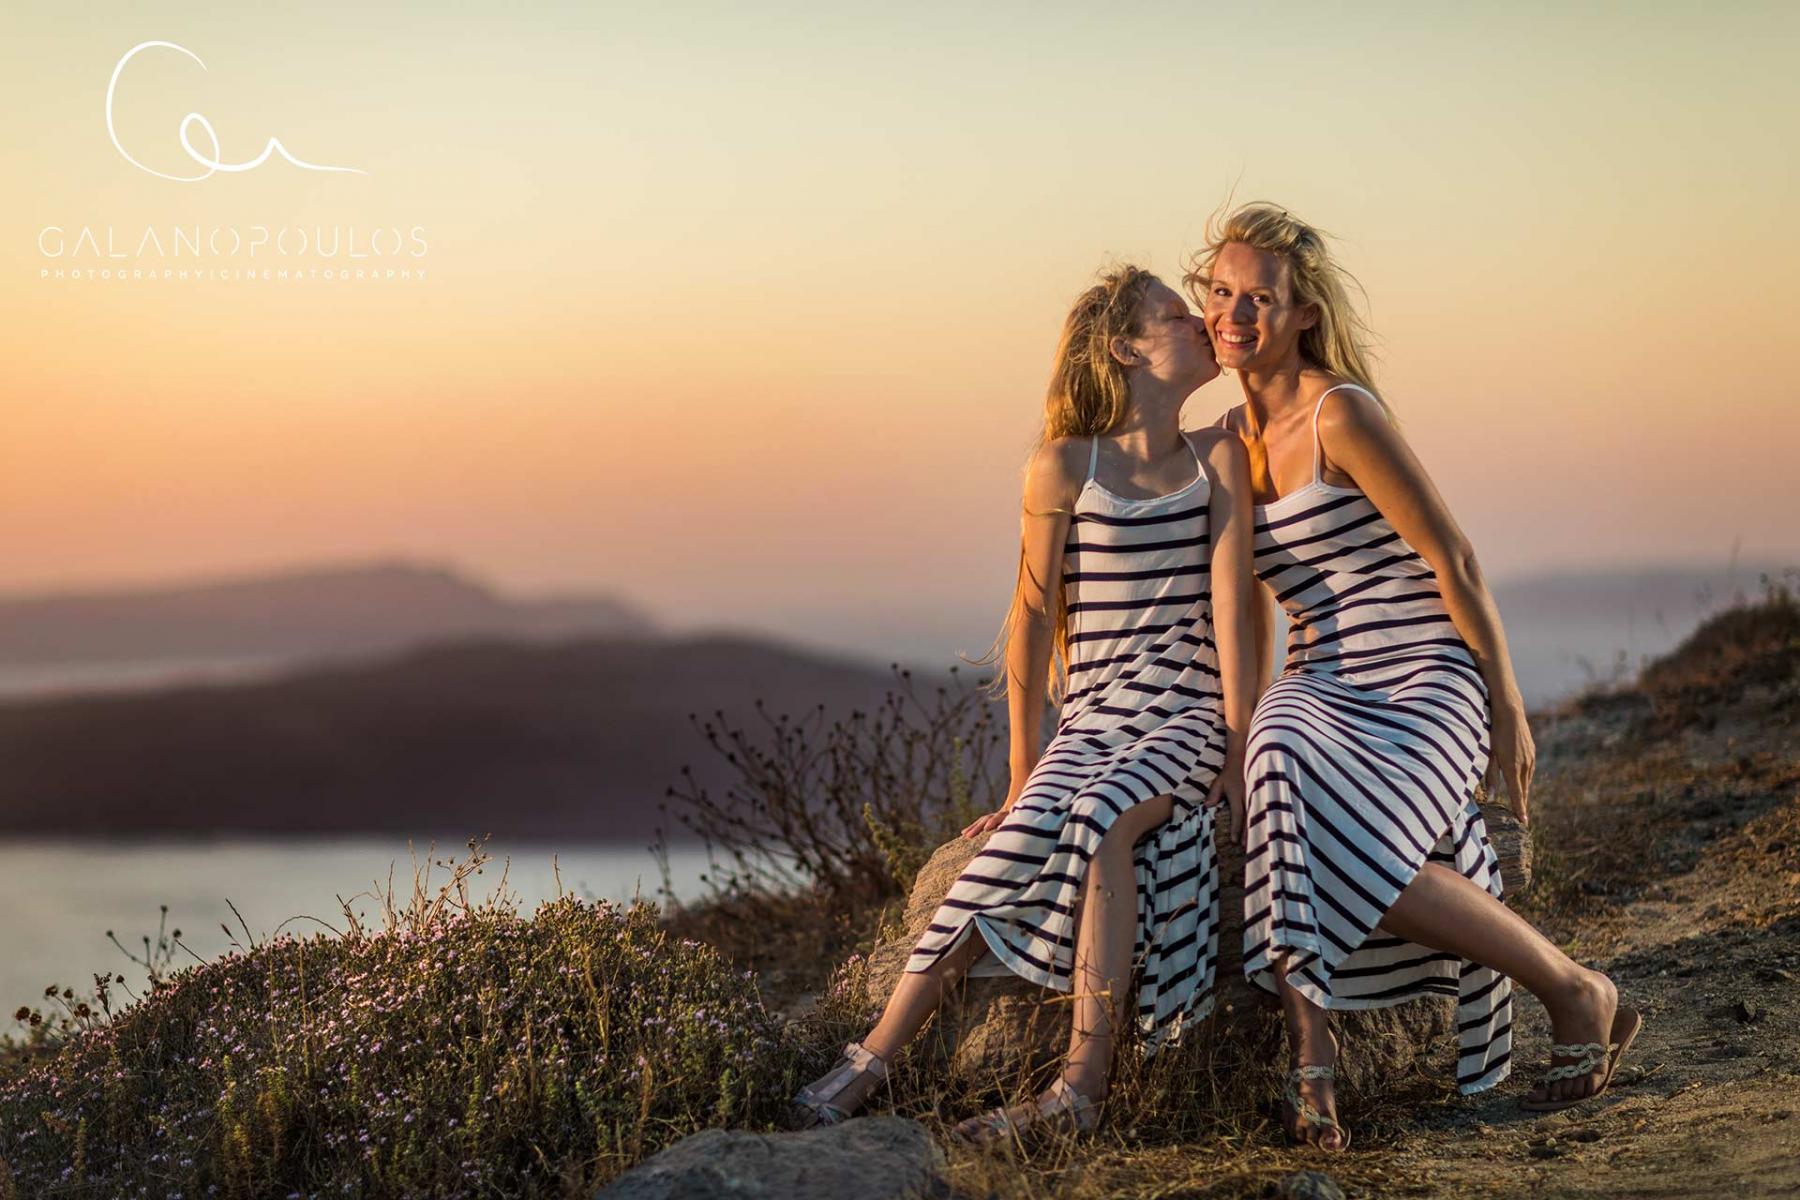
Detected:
left=792, top=266, right=1257, bottom=1143
left=1188, top=203, right=1641, bottom=1150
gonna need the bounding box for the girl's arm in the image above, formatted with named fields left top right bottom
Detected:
left=1251, top=578, right=1278, bottom=697
left=1198, top=428, right=1257, bottom=844
left=1317, top=388, right=1537, bottom=822
left=963, top=438, right=1080, bottom=838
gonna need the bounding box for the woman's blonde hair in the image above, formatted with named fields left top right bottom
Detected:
left=1182, top=202, right=1383, bottom=402
left=964, top=264, right=1163, bottom=705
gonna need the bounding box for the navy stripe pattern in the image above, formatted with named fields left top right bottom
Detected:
left=903, top=433, right=1226, bottom=1053
left=1241, top=384, right=1514, bottom=1095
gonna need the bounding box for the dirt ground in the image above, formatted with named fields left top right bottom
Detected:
left=1356, top=693, right=1800, bottom=1200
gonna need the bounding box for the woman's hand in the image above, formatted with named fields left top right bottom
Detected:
left=1487, top=694, right=1536, bottom=825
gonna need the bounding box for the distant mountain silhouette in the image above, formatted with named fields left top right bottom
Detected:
left=0, top=633, right=952, bottom=842
left=0, top=559, right=654, bottom=666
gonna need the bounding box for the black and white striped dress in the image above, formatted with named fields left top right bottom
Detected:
left=1238, top=383, right=1514, bottom=1094
left=904, top=432, right=1227, bottom=1053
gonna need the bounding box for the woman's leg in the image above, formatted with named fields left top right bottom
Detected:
left=1274, top=962, right=1344, bottom=1148
left=1382, top=862, right=1619, bottom=1105
left=1276, top=860, right=1622, bottom=1145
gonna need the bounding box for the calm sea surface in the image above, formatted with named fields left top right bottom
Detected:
left=1, top=838, right=718, bottom=1012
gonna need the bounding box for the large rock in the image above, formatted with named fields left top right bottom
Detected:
left=595, top=1115, right=948, bottom=1200
left=863, top=803, right=1532, bottom=1096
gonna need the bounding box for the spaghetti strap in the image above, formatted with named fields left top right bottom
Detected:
left=1181, top=430, right=1205, bottom=478
left=1086, top=435, right=1100, bottom=484
left=1309, top=383, right=1377, bottom=484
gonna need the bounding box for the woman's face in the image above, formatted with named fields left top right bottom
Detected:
left=1200, top=242, right=1316, bottom=373
left=1120, top=280, right=1219, bottom=390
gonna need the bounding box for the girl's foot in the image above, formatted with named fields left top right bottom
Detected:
left=1523, top=969, right=1640, bottom=1111
left=952, top=1076, right=1101, bottom=1148
left=1282, top=1029, right=1348, bottom=1151
left=791, top=1040, right=888, bottom=1129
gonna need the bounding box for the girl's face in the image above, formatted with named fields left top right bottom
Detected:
left=1200, top=242, right=1317, bottom=373
left=1120, top=280, right=1219, bottom=390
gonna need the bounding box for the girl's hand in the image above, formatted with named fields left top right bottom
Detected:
left=963, top=778, right=1027, bottom=839
left=1487, top=696, right=1536, bottom=825
left=1203, top=754, right=1248, bottom=848
left=961, top=809, right=1010, bottom=839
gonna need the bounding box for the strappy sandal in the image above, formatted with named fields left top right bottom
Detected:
left=791, top=1039, right=888, bottom=1129
left=952, top=1076, right=1101, bottom=1148
left=1282, top=1031, right=1351, bottom=1151
left=1520, top=1004, right=1643, bottom=1113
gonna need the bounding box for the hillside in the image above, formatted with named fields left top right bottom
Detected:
left=0, top=558, right=653, bottom=669
left=0, top=632, right=928, bottom=841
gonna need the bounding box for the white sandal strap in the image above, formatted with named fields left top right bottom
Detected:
left=794, top=1040, right=888, bottom=1122
left=1538, top=1037, right=1619, bottom=1084
left=1283, top=1070, right=1342, bottom=1134
left=1038, top=1076, right=1098, bottom=1121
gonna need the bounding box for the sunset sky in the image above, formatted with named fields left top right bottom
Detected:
left=3, top=1, right=1795, bottom=664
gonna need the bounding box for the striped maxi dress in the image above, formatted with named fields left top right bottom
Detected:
left=903, top=432, right=1228, bottom=1053
left=1237, top=382, right=1514, bottom=1095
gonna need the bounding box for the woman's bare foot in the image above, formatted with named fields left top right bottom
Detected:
left=1525, top=967, right=1620, bottom=1107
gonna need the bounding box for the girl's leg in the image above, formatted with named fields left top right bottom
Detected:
left=798, top=905, right=991, bottom=1117
left=953, top=793, right=1174, bottom=1139
left=863, top=923, right=991, bottom=1060
left=1382, top=862, right=1620, bottom=1105
left=1061, top=793, right=1174, bottom=1098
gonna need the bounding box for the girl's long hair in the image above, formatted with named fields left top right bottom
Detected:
left=964, top=264, right=1162, bottom=705
left=1182, top=202, right=1385, bottom=405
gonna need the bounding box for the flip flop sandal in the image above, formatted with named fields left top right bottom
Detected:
left=1520, top=1004, right=1644, bottom=1113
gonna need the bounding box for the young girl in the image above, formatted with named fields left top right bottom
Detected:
left=1191, top=203, right=1641, bottom=1150
left=792, top=265, right=1257, bottom=1143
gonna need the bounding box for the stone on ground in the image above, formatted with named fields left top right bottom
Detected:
left=595, top=1115, right=948, bottom=1200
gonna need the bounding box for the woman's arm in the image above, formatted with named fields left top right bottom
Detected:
left=1219, top=406, right=1280, bottom=700
left=963, top=438, right=1080, bottom=838
left=1317, top=388, right=1537, bottom=821
left=1197, top=428, right=1258, bottom=844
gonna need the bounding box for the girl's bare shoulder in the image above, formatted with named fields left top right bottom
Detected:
left=1023, top=435, right=1088, bottom=515
left=1186, top=425, right=1251, bottom=484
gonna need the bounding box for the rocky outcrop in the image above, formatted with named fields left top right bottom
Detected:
left=862, top=803, right=1532, bottom=1095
